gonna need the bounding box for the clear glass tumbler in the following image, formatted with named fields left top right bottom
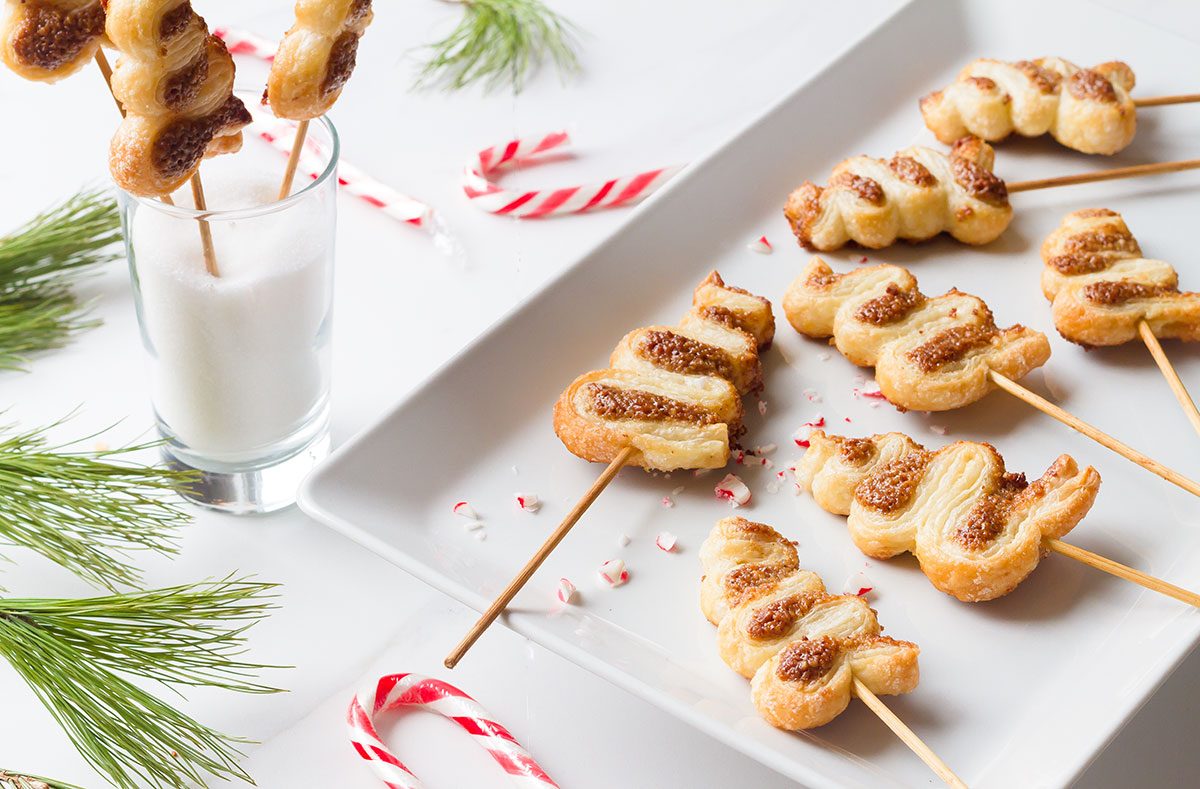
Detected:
left=119, top=104, right=338, bottom=514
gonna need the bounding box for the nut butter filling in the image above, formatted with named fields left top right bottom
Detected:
left=831, top=172, right=885, bottom=205
left=1014, top=60, right=1061, bottom=93
left=854, top=284, right=924, bottom=326
left=159, top=1, right=195, bottom=41
left=907, top=324, right=998, bottom=373
left=855, top=450, right=931, bottom=513
left=723, top=564, right=797, bottom=610
left=839, top=437, right=875, bottom=465
left=12, top=2, right=105, bottom=71
left=1068, top=69, right=1118, bottom=102
left=954, top=472, right=1028, bottom=550
left=888, top=156, right=936, bottom=188
left=1083, top=280, right=1171, bottom=305
left=585, top=383, right=719, bottom=425
left=776, top=636, right=839, bottom=684
left=1062, top=230, right=1139, bottom=257
left=636, top=330, right=735, bottom=380
left=951, top=158, right=1008, bottom=206
left=1046, top=253, right=1110, bottom=275
left=162, top=50, right=209, bottom=110
left=322, top=30, right=361, bottom=96
left=746, top=591, right=823, bottom=642
left=695, top=305, right=751, bottom=335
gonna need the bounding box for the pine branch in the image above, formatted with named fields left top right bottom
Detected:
left=0, top=771, right=85, bottom=789
left=0, top=189, right=121, bottom=371
left=417, top=0, right=581, bottom=93
left=0, top=418, right=194, bottom=591
left=0, top=578, right=285, bottom=789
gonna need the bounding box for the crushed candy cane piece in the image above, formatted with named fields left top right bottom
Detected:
left=755, top=443, right=777, bottom=455
left=511, top=465, right=519, bottom=475
left=930, top=424, right=949, bottom=436
left=843, top=571, right=873, bottom=597
left=795, top=436, right=811, bottom=448
left=748, top=235, right=773, bottom=254
left=515, top=493, right=541, bottom=512
left=463, top=520, right=484, bottom=532
left=671, top=485, right=685, bottom=496
left=556, top=577, right=577, bottom=604
left=818, top=352, right=832, bottom=361
left=858, top=256, right=869, bottom=264
left=598, top=559, right=629, bottom=587
left=452, top=501, right=479, bottom=520
left=802, top=415, right=826, bottom=429
left=757, top=400, right=768, bottom=416
left=475, top=531, right=487, bottom=541
left=656, top=532, right=678, bottom=552
left=802, top=388, right=822, bottom=403
left=714, top=473, right=752, bottom=507
left=844, top=417, right=853, bottom=423
left=693, top=468, right=712, bottom=478
left=617, top=533, right=631, bottom=547
left=661, top=495, right=675, bottom=508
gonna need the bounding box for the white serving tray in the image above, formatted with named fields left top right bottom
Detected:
left=300, top=1, right=1200, bottom=785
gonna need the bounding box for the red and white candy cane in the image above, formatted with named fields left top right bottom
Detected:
left=347, top=673, right=559, bottom=789
left=462, top=131, right=682, bottom=218
left=212, top=26, right=277, bottom=61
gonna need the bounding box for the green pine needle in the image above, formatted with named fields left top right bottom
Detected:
left=0, top=418, right=194, bottom=591
left=0, top=578, right=285, bottom=789
left=0, top=189, right=122, bottom=371
left=418, top=0, right=581, bottom=93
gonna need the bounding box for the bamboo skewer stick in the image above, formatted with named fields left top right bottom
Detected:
left=445, top=446, right=636, bottom=669
left=1007, top=159, right=1200, bottom=193
left=94, top=50, right=220, bottom=275
left=1133, top=93, right=1200, bottom=108
left=1046, top=539, right=1200, bottom=607
left=988, top=371, right=1200, bottom=497
left=278, top=119, right=311, bottom=200
left=852, top=679, right=968, bottom=788
left=1137, top=321, right=1200, bottom=440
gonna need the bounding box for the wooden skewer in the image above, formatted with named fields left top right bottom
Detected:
left=445, top=446, right=636, bottom=669
left=278, top=118, right=311, bottom=200
left=1046, top=539, right=1200, bottom=607
left=988, top=371, right=1200, bottom=498
left=95, top=50, right=220, bottom=276
left=1133, top=93, right=1200, bottom=108
left=1007, top=159, right=1200, bottom=194
left=1137, top=321, right=1200, bottom=440
left=852, top=678, right=968, bottom=788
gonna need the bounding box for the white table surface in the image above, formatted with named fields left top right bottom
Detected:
left=1, top=1, right=1197, bottom=786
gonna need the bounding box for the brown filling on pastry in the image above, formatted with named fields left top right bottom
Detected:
left=907, top=324, right=998, bottom=372
left=855, top=450, right=931, bottom=512
left=954, top=472, right=1027, bottom=550
left=831, top=172, right=885, bottom=205
left=1063, top=230, right=1139, bottom=256
left=321, top=29, right=360, bottom=96
left=723, top=564, right=796, bottom=609
left=585, top=383, right=718, bottom=425
left=159, top=1, right=195, bottom=41
left=1068, top=69, right=1118, bottom=102
left=1014, top=60, right=1060, bottom=93
left=1046, top=253, right=1110, bottom=275
left=839, top=437, right=875, bottom=465
left=888, top=156, right=936, bottom=188
left=951, top=158, right=1008, bottom=206
left=1083, top=280, right=1171, bottom=305
left=162, top=50, right=208, bottom=110
left=854, top=284, right=924, bottom=326
left=746, top=591, right=822, bottom=642
left=11, top=2, right=105, bottom=71
left=775, top=636, right=839, bottom=683
left=636, top=330, right=734, bottom=380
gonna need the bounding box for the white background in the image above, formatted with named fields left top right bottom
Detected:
left=1, top=1, right=1198, bottom=786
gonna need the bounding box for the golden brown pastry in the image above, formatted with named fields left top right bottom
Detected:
left=1, top=0, right=106, bottom=82
left=700, top=516, right=919, bottom=730
left=784, top=136, right=1012, bottom=251
left=553, top=272, right=774, bottom=471
left=921, top=58, right=1137, bottom=155
left=796, top=431, right=1101, bottom=602
left=106, top=0, right=251, bottom=196
left=783, top=257, right=1051, bottom=411
left=267, top=0, right=373, bottom=120
left=1042, top=208, right=1200, bottom=346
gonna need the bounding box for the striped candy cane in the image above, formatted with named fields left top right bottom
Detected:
left=463, top=132, right=683, bottom=218
left=212, top=26, right=278, bottom=61
left=347, top=673, right=559, bottom=789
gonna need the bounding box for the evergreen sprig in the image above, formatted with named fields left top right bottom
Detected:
left=0, top=189, right=121, bottom=371
left=0, top=771, right=85, bottom=789
left=418, top=0, right=580, bottom=93
left=0, top=419, right=193, bottom=591
left=0, top=578, right=285, bottom=789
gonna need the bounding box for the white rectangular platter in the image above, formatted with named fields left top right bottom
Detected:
left=300, top=1, right=1200, bottom=785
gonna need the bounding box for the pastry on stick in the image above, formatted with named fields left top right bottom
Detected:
left=796, top=431, right=1101, bottom=602
left=920, top=58, right=1136, bottom=155
left=105, top=0, right=251, bottom=196
left=1, top=0, right=106, bottom=82
left=267, top=0, right=373, bottom=120
left=783, top=257, right=1051, bottom=411
left=784, top=136, right=1013, bottom=251
left=700, top=516, right=919, bottom=730
left=554, top=272, right=774, bottom=471
left=1042, top=208, right=1200, bottom=346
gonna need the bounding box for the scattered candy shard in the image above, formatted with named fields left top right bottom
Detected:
left=516, top=493, right=541, bottom=512
left=714, top=473, right=752, bottom=507
left=557, top=577, right=577, bottom=604
left=598, top=559, right=629, bottom=587
left=748, top=235, right=773, bottom=254
left=656, top=532, right=678, bottom=552
left=661, top=495, right=675, bottom=508
left=843, top=571, right=874, bottom=598
left=617, top=533, right=631, bottom=548
left=452, top=501, right=479, bottom=520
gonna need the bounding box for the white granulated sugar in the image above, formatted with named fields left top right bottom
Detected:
left=131, top=169, right=332, bottom=461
